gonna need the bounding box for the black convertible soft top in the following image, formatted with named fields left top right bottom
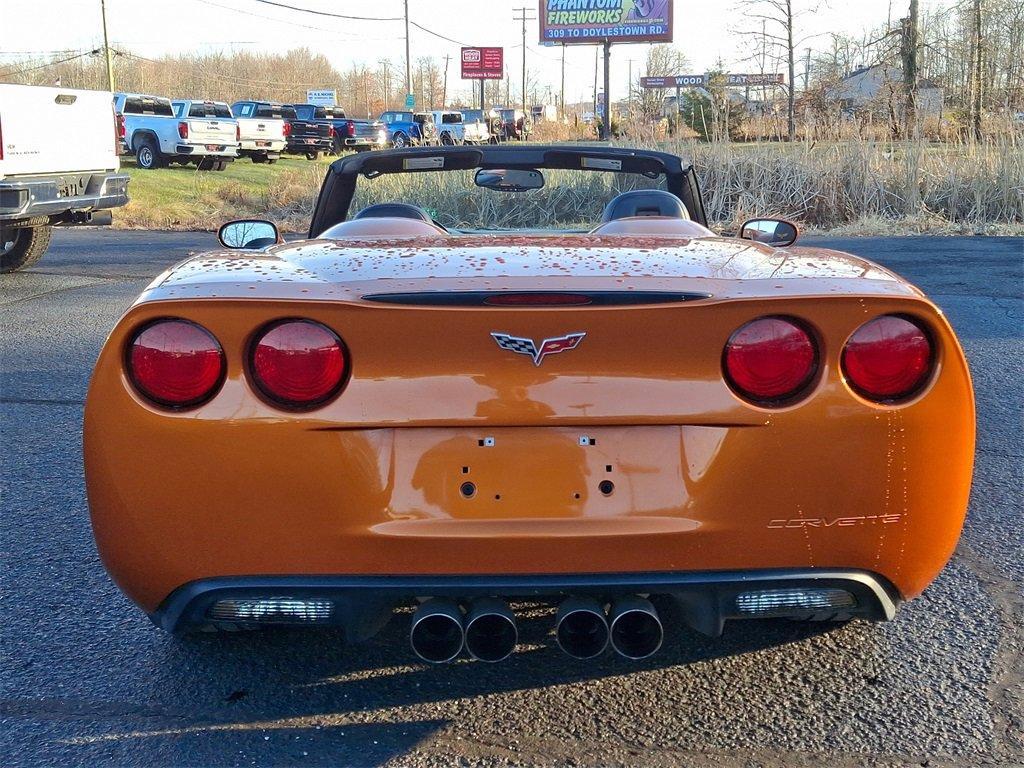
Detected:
left=307, top=144, right=708, bottom=237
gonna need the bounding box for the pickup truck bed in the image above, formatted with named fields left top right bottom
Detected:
left=1, top=84, right=129, bottom=272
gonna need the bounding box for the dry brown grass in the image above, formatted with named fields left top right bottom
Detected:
left=115, top=137, right=1023, bottom=235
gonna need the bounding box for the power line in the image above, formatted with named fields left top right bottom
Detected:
left=248, top=0, right=401, bottom=21
left=0, top=50, right=100, bottom=78
left=409, top=20, right=468, bottom=47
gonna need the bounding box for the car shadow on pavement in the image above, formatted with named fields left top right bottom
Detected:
left=55, top=602, right=846, bottom=765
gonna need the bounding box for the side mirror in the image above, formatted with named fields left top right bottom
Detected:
left=739, top=218, right=798, bottom=247
left=218, top=219, right=280, bottom=250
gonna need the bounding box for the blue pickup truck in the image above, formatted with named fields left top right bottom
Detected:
left=378, top=111, right=437, bottom=147
left=290, top=104, right=386, bottom=154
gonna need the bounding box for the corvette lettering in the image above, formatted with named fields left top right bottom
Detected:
left=491, top=331, right=586, bottom=366
left=767, top=514, right=903, bottom=529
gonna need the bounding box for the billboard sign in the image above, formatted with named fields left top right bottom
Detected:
left=306, top=89, right=337, bottom=106
left=539, top=0, right=673, bottom=44
left=640, top=73, right=785, bottom=88
left=461, top=47, right=504, bottom=80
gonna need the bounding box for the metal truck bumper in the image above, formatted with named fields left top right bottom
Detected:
left=150, top=568, right=899, bottom=639
left=0, top=172, right=129, bottom=220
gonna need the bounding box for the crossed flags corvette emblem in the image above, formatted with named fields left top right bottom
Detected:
left=490, top=331, right=586, bottom=366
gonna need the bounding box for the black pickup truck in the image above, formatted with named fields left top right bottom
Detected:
left=232, top=101, right=333, bottom=160
left=290, top=104, right=385, bottom=154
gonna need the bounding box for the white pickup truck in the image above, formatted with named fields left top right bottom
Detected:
left=228, top=101, right=287, bottom=164
left=0, top=84, right=129, bottom=272
left=115, top=92, right=238, bottom=171
left=431, top=110, right=490, bottom=145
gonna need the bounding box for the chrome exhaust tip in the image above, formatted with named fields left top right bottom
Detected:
left=464, top=598, right=518, bottom=662
left=608, top=597, right=663, bottom=660
left=410, top=599, right=464, bottom=663
left=555, top=597, right=609, bottom=659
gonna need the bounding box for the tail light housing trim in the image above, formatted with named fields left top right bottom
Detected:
left=842, top=314, right=935, bottom=403
left=723, top=316, right=819, bottom=407
left=126, top=318, right=226, bottom=409
left=249, top=319, right=350, bottom=410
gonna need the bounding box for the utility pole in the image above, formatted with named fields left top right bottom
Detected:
left=627, top=58, right=635, bottom=120
left=601, top=41, right=611, bottom=140
left=404, top=0, right=412, bottom=102
left=560, top=44, right=566, bottom=121
left=442, top=54, right=450, bottom=108
left=100, top=0, right=114, bottom=92
left=513, top=7, right=536, bottom=116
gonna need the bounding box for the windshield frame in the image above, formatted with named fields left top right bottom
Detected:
left=309, top=145, right=707, bottom=237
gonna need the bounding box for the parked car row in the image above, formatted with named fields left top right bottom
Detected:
left=113, top=91, right=534, bottom=170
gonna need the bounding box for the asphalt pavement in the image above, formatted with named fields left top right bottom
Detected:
left=1, top=230, right=1021, bottom=767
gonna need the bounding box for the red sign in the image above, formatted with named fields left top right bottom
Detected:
left=461, top=47, right=504, bottom=80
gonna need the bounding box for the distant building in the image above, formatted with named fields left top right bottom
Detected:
left=827, top=65, right=943, bottom=119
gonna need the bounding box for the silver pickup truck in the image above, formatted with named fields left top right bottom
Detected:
left=1, top=84, right=129, bottom=272
left=115, top=93, right=238, bottom=170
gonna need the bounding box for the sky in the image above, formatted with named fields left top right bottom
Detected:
left=1, top=0, right=938, bottom=104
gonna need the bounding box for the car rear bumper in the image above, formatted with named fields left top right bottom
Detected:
left=238, top=140, right=286, bottom=153
left=151, top=568, right=899, bottom=637
left=175, top=143, right=238, bottom=158
left=285, top=138, right=333, bottom=152
left=0, top=171, right=129, bottom=220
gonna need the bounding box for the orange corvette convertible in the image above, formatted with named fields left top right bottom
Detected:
left=85, top=146, right=974, bottom=662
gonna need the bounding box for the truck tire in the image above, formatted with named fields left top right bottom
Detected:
left=304, top=151, right=320, bottom=161
left=266, top=157, right=278, bottom=165
left=134, top=137, right=163, bottom=169
left=197, top=157, right=216, bottom=171
left=0, top=224, right=52, bottom=273
left=250, top=153, right=267, bottom=164
left=213, top=159, right=229, bottom=171
left=393, top=132, right=408, bottom=148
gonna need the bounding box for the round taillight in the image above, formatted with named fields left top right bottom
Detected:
left=842, top=315, right=933, bottom=401
left=251, top=320, right=347, bottom=408
left=128, top=319, right=225, bottom=408
left=724, top=316, right=817, bottom=404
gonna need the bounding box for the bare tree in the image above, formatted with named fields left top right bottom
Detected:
left=736, top=0, right=820, bottom=140
left=635, top=45, right=689, bottom=122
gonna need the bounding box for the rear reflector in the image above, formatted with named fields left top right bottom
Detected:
left=724, top=316, right=817, bottom=404
left=208, top=598, right=333, bottom=623
left=127, top=319, right=224, bottom=408
left=250, top=319, right=347, bottom=408
left=735, top=588, right=856, bottom=616
left=842, top=315, right=933, bottom=401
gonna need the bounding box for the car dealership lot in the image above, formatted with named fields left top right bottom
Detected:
left=1, top=230, right=1021, bottom=767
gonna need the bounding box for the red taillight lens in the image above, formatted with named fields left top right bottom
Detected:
left=346, top=122, right=355, bottom=137
left=842, top=315, right=933, bottom=401
left=177, top=121, right=188, bottom=139
left=724, top=317, right=817, bottom=404
left=235, top=123, right=241, bottom=141
left=128, top=320, right=225, bottom=408
left=251, top=320, right=347, bottom=408
left=283, top=122, right=292, bottom=137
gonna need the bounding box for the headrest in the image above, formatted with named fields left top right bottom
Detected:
left=355, top=203, right=433, bottom=223
left=600, top=190, right=690, bottom=222
left=318, top=217, right=447, bottom=239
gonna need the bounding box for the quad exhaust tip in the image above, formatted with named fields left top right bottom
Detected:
left=410, top=598, right=464, bottom=664
left=608, top=597, right=663, bottom=660
left=464, top=598, right=518, bottom=662
left=555, top=597, right=610, bottom=659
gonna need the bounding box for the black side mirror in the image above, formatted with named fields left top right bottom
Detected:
left=218, top=219, right=280, bottom=249
left=739, top=218, right=799, bottom=247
